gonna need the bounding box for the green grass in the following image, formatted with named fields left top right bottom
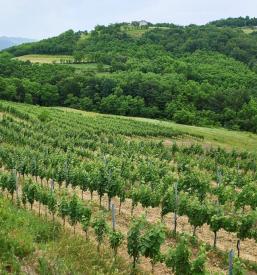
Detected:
left=125, top=28, right=149, bottom=38
left=1, top=98, right=256, bottom=153
left=241, top=27, right=257, bottom=34
left=59, top=107, right=257, bottom=153
left=130, top=117, right=257, bottom=152
left=14, top=54, right=110, bottom=74
left=123, top=26, right=171, bottom=38
left=0, top=196, right=132, bottom=275
left=14, top=54, right=73, bottom=64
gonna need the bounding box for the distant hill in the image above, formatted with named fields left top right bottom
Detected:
left=0, top=36, right=35, bottom=50
left=4, top=30, right=83, bottom=56
left=1, top=18, right=257, bottom=133
left=209, top=16, right=257, bottom=27
left=3, top=18, right=257, bottom=67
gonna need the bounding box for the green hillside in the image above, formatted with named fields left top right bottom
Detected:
left=6, top=30, right=82, bottom=56
left=0, top=18, right=257, bottom=133
left=1, top=16, right=257, bottom=275
left=0, top=100, right=257, bottom=274
left=0, top=196, right=132, bottom=274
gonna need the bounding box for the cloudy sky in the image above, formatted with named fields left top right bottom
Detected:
left=0, top=0, right=256, bottom=39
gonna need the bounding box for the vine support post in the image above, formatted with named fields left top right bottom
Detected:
left=193, top=226, right=197, bottom=237
left=15, top=170, right=19, bottom=201
left=173, top=182, right=178, bottom=234
left=131, top=202, right=134, bottom=216
left=108, top=196, right=111, bottom=211
left=229, top=249, right=234, bottom=275
left=50, top=179, right=54, bottom=192
left=112, top=203, right=116, bottom=231
left=213, top=231, right=217, bottom=248
left=119, top=198, right=122, bottom=215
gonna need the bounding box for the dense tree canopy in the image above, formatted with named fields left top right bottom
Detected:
left=6, top=30, right=83, bottom=56
left=1, top=18, right=257, bottom=132
left=209, top=16, right=257, bottom=27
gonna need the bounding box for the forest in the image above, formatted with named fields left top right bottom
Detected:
left=0, top=17, right=257, bottom=132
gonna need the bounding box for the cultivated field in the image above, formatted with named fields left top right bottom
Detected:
left=0, top=100, right=257, bottom=274
left=14, top=54, right=110, bottom=74
left=61, top=107, right=257, bottom=153
left=14, top=54, right=73, bottom=64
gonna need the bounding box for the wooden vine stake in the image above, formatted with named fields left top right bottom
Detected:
left=50, top=179, right=54, bottom=192
left=112, top=203, right=116, bottom=231
left=174, top=182, right=178, bottom=234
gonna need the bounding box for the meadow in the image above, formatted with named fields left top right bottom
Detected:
left=14, top=54, right=73, bottom=64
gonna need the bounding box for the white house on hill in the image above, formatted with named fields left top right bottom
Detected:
left=139, top=20, right=149, bottom=27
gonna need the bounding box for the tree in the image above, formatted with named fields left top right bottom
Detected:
left=58, top=195, right=69, bottom=226
left=81, top=206, right=92, bottom=239
left=41, top=84, right=59, bottom=106
left=96, top=164, right=108, bottom=207
left=68, top=195, right=82, bottom=234
left=233, top=257, right=246, bottom=275
left=109, top=230, right=124, bottom=258
left=236, top=213, right=256, bottom=257
left=6, top=171, right=17, bottom=201
left=23, top=180, right=37, bottom=210
left=80, top=97, right=94, bottom=111
left=209, top=214, right=224, bottom=248
left=161, top=185, right=179, bottom=233
left=127, top=217, right=145, bottom=269
left=165, top=237, right=191, bottom=275
left=47, top=192, right=57, bottom=221
left=140, top=223, right=165, bottom=272
left=92, top=213, right=108, bottom=252
left=104, top=160, right=121, bottom=210
left=191, top=245, right=207, bottom=275
left=185, top=197, right=210, bottom=236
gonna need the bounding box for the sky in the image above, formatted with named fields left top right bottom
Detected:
left=0, top=0, right=257, bottom=39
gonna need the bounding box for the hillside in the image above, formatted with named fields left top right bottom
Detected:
left=0, top=36, right=34, bottom=50
left=0, top=18, right=257, bottom=133
left=0, top=196, right=133, bottom=274
left=5, top=30, right=83, bottom=56
left=0, top=100, right=257, bottom=274
left=209, top=16, right=257, bottom=27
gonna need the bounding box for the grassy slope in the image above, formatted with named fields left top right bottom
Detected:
left=1, top=101, right=257, bottom=274
left=13, top=54, right=110, bottom=74
left=132, top=117, right=257, bottom=153
left=1, top=99, right=256, bottom=152
left=241, top=27, right=257, bottom=34
left=59, top=107, right=257, bottom=153
left=14, top=54, right=73, bottom=64
left=0, top=195, right=132, bottom=275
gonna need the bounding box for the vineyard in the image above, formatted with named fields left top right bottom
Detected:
left=0, top=100, right=257, bottom=274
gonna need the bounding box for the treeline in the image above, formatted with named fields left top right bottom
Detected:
left=142, top=24, right=257, bottom=67
left=6, top=30, right=83, bottom=56
left=209, top=16, right=257, bottom=27
left=1, top=19, right=257, bottom=132
left=5, top=19, right=257, bottom=68
left=0, top=54, right=257, bottom=132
